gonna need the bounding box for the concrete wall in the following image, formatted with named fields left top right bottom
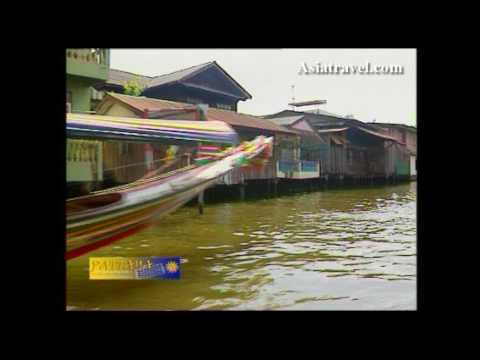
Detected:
left=66, top=49, right=109, bottom=81
left=66, top=49, right=110, bottom=113
left=67, top=75, right=94, bottom=113
left=66, top=139, right=103, bottom=182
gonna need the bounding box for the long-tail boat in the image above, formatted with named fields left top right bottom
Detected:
left=66, top=113, right=272, bottom=260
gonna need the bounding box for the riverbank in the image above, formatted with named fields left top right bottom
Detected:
left=199, top=177, right=414, bottom=205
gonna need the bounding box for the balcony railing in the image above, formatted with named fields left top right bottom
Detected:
left=66, top=49, right=108, bottom=65
left=66, top=48, right=109, bottom=81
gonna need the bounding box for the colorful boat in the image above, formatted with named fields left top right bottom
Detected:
left=66, top=113, right=239, bottom=145
left=66, top=134, right=273, bottom=260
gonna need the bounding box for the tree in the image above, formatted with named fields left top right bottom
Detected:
left=123, top=79, right=142, bottom=96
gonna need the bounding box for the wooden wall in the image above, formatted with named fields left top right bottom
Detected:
left=102, top=141, right=146, bottom=184
left=102, top=140, right=196, bottom=185
left=345, top=145, right=369, bottom=177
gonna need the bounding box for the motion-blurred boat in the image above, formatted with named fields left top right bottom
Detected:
left=66, top=118, right=272, bottom=260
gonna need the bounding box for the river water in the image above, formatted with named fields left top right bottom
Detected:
left=67, top=182, right=417, bottom=310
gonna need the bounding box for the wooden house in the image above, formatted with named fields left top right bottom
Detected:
left=95, top=61, right=252, bottom=112
left=266, top=115, right=326, bottom=179
left=264, top=109, right=405, bottom=181
left=369, top=123, right=417, bottom=180
left=93, top=61, right=299, bottom=186
left=95, top=93, right=298, bottom=186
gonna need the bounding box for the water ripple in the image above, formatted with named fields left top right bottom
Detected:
left=67, top=183, right=416, bottom=310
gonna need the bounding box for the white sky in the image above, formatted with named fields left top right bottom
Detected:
left=110, top=49, right=416, bottom=126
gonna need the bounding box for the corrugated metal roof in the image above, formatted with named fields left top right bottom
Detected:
left=306, top=108, right=346, bottom=118
left=147, top=61, right=252, bottom=100
left=356, top=126, right=402, bottom=142
left=104, top=93, right=187, bottom=115
left=368, top=122, right=417, bottom=132
left=106, top=62, right=252, bottom=100
left=207, top=109, right=296, bottom=134
left=147, top=62, right=213, bottom=88
left=267, top=115, right=305, bottom=126
left=107, top=69, right=153, bottom=88
left=101, top=93, right=296, bottom=135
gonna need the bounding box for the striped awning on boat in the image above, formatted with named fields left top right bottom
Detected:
left=66, top=113, right=239, bottom=145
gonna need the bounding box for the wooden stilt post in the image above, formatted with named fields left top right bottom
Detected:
left=239, top=184, right=245, bottom=200
left=198, top=190, right=204, bottom=215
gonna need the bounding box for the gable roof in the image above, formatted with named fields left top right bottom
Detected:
left=146, top=61, right=252, bottom=100
left=263, top=109, right=402, bottom=142
left=147, top=62, right=214, bottom=88
left=97, top=93, right=295, bottom=135
left=102, top=62, right=252, bottom=101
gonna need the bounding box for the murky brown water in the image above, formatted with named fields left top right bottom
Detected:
left=67, top=182, right=416, bottom=310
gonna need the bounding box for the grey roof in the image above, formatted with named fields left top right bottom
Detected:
left=106, top=62, right=252, bottom=100
left=147, top=62, right=214, bottom=88
left=368, top=122, right=417, bottom=132
left=305, top=108, right=346, bottom=119
left=107, top=69, right=153, bottom=88
left=267, top=115, right=305, bottom=126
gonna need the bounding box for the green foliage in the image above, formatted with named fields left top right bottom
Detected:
left=122, top=79, right=142, bottom=96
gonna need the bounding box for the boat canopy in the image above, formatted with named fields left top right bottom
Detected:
left=66, top=113, right=239, bottom=145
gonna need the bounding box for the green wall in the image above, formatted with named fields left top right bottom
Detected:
left=66, top=49, right=109, bottom=80
left=67, top=75, right=93, bottom=113
left=395, top=160, right=410, bottom=176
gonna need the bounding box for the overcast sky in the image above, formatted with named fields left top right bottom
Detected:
left=110, top=49, right=416, bottom=126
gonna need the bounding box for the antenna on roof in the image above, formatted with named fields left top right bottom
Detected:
left=291, top=85, right=295, bottom=110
